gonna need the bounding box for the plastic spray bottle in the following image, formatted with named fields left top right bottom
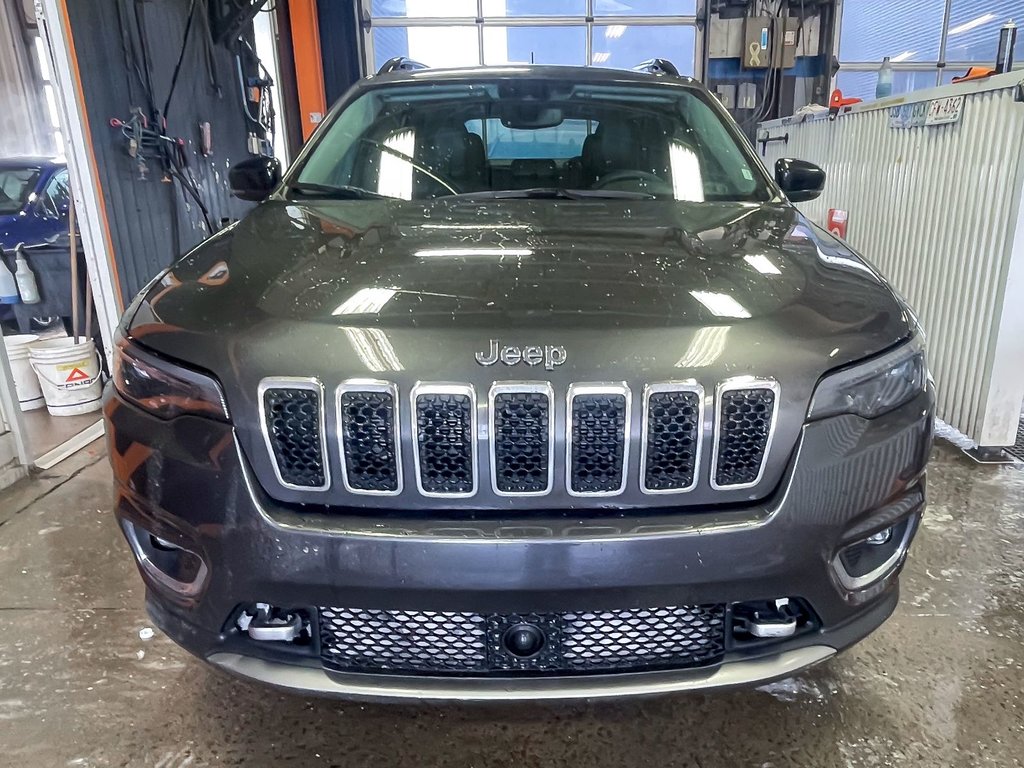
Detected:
left=14, top=244, right=40, bottom=304
left=0, top=247, right=20, bottom=305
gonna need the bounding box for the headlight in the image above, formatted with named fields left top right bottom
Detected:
left=112, top=336, right=229, bottom=421
left=808, top=336, right=927, bottom=420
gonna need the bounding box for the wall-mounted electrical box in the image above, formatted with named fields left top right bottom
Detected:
left=742, top=15, right=803, bottom=70
left=773, top=16, right=801, bottom=70
left=742, top=16, right=773, bottom=69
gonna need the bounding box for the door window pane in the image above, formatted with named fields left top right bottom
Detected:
left=592, top=24, right=694, bottom=75
left=835, top=69, right=940, bottom=102
left=373, top=26, right=480, bottom=69
left=482, top=0, right=588, bottom=14
left=839, top=0, right=944, bottom=62
left=371, top=0, right=476, bottom=17
left=42, top=170, right=71, bottom=217
left=593, top=0, right=697, bottom=15
left=946, top=1, right=1024, bottom=63
left=483, top=26, right=587, bottom=65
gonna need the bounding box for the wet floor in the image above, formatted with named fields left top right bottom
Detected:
left=1, top=441, right=1022, bottom=767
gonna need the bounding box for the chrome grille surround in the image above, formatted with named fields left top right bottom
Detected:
left=565, top=382, right=632, bottom=498
left=335, top=379, right=402, bottom=496
left=710, top=377, right=781, bottom=491
left=255, top=378, right=781, bottom=498
left=257, top=377, right=330, bottom=492
left=640, top=381, right=705, bottom=495
left=488, top=382, right=556, bottom=497
left=410, top=382, right=478, bottom=498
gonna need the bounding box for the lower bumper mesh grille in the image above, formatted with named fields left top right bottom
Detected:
left=319, top=604, right=725, bottom=675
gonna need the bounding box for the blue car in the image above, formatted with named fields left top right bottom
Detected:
left=1, top=158, right=72, bottom=326
left=0, top=157, right=71, bottom=251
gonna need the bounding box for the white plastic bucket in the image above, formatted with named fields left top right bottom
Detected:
left=28, top=337, right=104, bottom=416
left=3, top=334, right=45, bottom=411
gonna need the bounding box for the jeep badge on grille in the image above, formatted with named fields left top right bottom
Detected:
left=475, top=339, right=567, bottom=370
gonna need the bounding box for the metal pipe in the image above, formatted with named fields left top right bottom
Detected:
left=367, top=15, right=698, bottom=27
left=68, top=199, right=78, bottom=344
left=84, top=271, right=93, bottom=344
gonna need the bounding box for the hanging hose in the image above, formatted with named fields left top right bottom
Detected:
left=933, top=418, right=978, bottom=452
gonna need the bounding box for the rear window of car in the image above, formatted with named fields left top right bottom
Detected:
left=465, top=118, right=592, bottom=160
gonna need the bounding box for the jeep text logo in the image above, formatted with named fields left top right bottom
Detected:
left=475, top=339, right=567, bottom=370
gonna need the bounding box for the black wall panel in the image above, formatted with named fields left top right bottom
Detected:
left=317, top=0, right=361, bottom=106
left=66, top=0, right=254, bottom=306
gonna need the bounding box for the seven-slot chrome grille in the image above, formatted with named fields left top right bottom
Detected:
left=257, top=378, right=779, bottom=496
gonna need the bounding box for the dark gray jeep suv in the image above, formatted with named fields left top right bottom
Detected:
left=105, top=60, right=933, bottom=701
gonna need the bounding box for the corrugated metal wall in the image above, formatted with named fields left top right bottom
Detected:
left=65, top=0, right=253, bottom=306
left=758, top=74, right=1024, bottom=447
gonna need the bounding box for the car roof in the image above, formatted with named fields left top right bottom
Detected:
left=364, top=63, right=700, bottom=90
left=0, top=156, right=65, bottom=170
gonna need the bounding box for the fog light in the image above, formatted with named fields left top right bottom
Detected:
left=121, top=519, right=208, bottom=597
left=834, top=517, right=914, bottom=590
left=866, top=529, right=892, bottom=545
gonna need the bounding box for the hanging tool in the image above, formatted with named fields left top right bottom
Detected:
left=828, top=89, right=862, bottom=120
left=952, top=66, right=995, bottom=84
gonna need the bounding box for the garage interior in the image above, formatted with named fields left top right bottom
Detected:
left=1, top=0, right=1023, bottom=765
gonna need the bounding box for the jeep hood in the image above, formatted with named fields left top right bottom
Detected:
left=128, top=197, right=911, bottom=359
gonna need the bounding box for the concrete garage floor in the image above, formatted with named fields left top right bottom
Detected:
left=0, top=442, right=1022, bottom=767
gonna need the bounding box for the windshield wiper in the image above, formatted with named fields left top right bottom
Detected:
left=289, top=182, right=389, bottom=200
left=449, top=187, right=657, bottom=201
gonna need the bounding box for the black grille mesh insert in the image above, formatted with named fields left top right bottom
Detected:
left=561, top=606, right=725, bottom=670
left=339, top=390, right=399, bottom=493
left=644, top=390, right=701, bottom=491
left=319, top=604, right=725, bottom=675
left=715, top=388, right=776, bottom=487
left=570, top=393, right=627, bottom=494
left=262, top=387, right=325, bottom=488
left=320, top=608, right=487, bottom=672
left=493, top=391, right=551, bottom=494
left=415, top=392, right=474, bottom=494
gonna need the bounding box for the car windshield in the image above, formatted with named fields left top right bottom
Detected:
left=293, top=77, right=771, bottom=203
left=0, top=167, right=40, bottom=214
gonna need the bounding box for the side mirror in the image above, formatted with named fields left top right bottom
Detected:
left=774, top=158, right=826, bottom=203
left=228, top=156, right=282, bottom=202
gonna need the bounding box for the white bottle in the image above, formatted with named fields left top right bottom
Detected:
left=0, top=251, right=19, bottom=305
left=14, top=245, right=40, bottom=304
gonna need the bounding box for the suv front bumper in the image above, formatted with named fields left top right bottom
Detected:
left=105, top=385, right=933, bottom=701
